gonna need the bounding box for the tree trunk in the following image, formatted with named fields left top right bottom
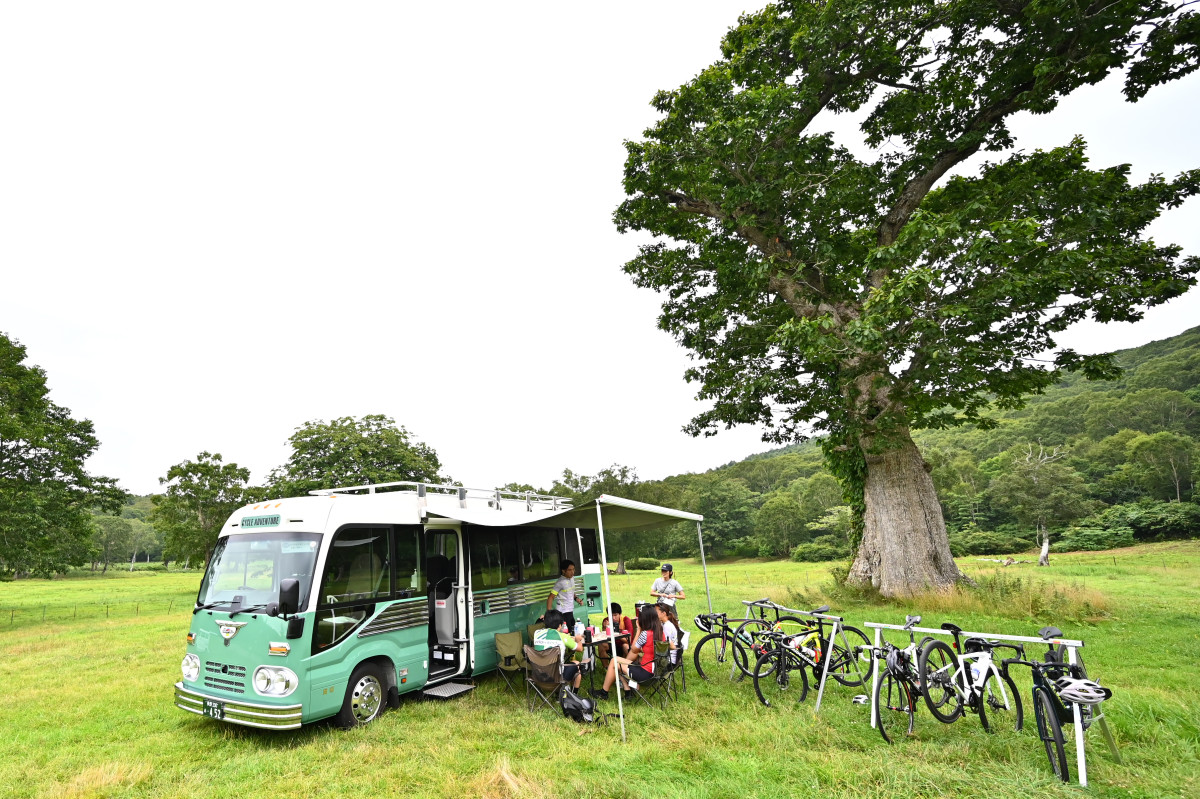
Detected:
left=1038, top=524, right=1051, bottom=567
left=848, top=430, right=965, bottom=596
left=615, top=560, right=627, bottom=575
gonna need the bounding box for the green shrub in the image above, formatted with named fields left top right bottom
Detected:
left=1081, top=500, right=1200, bottom=541
left=622, top=557, right=660, bottom=571
left=790, top=535, right=850, bottom=562
left=948, top=524, right=1034, bottom=556
left=1052, top=525, right=1135, bottom=552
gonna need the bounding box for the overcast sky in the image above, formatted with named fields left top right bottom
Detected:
left=3, top=3, right=1197, bottom=497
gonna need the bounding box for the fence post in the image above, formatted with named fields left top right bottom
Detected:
left=168, top=600, right=174, bottom=615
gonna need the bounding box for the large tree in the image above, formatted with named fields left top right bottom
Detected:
left=267, top=414, right=445, bottom=496
left=0, top=334, right=124, bottom=577
left=615, top=0, right=1200, bottom=595
left=152, top=452, right=252, bottom=567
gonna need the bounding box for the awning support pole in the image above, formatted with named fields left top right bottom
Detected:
left=595, top=500, right=626, bottom=742
left=696, top=521, right=713, bottom=615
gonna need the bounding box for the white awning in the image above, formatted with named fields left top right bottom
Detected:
left=424, top=493, right=701, bottom=531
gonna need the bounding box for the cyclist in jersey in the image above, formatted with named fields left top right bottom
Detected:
left=590, top=604, right=663, bottom=700
left=547, top=559, right=582, bottom=630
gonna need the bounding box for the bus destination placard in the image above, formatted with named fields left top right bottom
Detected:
left=241, top=514, right=281, bottom=529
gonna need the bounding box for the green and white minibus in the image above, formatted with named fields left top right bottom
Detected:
left=173, top=482, right=700, bottom=730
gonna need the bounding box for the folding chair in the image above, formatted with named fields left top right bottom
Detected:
left=494, top=632, right=525, bottom=696
left=626, top=641, right=672, bottom=709
left=666, top=630, right=690, bottom=699
left=526, top=621, right=545, bottom=646
left=524, top=644, right=567, bottom=713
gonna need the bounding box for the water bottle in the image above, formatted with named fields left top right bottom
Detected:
left=574, top=622, right=584, bottom=636
left=971, top=664, right=980, bottom=682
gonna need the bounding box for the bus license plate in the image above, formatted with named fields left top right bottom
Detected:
left=203, top=699, right=225, bottom=720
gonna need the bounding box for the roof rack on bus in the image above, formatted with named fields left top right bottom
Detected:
left=308, top=481, right=574, bottom=512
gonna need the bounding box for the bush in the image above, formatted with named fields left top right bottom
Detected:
left=1051, top=525, right=1135, bottom=552
left=622, top=557, right=660, bottom=571
left=1081, top=500, right=1200, bottom=541
left=948, top=524, right=1034, bottom=556
left=790, top=535, right=850, bottom=562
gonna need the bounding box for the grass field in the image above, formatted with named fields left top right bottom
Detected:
left=1, top=543, right=1197, bottom=799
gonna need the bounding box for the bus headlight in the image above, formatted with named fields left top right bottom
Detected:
left=253, top=665, right=299, bottom=697
left=181, top=653, right=200, bottom=682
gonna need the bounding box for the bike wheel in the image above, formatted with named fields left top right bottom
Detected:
left=693, top=633, right=748, bottom=681
left=1034, top=686, right=1069, bottom=782
left=822, top=625, right=874, bottom=687
left=918, top=639, right=964, bottom=723
left=981, top=669, right=1024, bottom=732
left=733, top=619, right=774, bottom=677
left=874, top=670, right=915, bottom=744
left=753, top=649, right=809, bottom=708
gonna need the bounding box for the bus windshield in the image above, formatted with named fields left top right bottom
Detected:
left=197, top=533, right=322, bottom=610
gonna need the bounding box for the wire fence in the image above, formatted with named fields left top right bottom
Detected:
left=2, top=599, right=195, bottom=630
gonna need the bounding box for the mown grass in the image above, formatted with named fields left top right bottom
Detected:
left=1, top=544, right=1197, bottom=799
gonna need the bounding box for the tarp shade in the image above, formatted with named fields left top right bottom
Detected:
left=425, top=493, right=702, bottom=530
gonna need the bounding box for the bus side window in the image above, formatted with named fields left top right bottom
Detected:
left=394, top=525, right=422, bottom=599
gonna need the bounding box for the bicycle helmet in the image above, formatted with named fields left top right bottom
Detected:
left=693, top=615, right=712, bottom=634
left=1054, top=677, right=1111, bottom=705
left=886, top=648, right=910, bottom=674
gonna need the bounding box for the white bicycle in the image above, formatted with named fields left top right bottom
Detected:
left=917, top=622, right=1024, bottom=732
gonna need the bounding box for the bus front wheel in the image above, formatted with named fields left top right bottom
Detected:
left=337, top=662, right=386, bottom=728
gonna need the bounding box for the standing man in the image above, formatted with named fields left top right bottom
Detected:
left=650, top=563, right=685, bottom=607
left=548, top=559, right=583, bottom=630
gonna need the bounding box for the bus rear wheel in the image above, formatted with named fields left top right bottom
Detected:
left=337, top=662, right=386, bottom=728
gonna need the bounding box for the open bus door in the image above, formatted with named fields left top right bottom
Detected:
left=425, top=525, right=467, bottom=681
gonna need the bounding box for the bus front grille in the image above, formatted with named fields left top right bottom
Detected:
left=175, top=682, right=303, bottom=730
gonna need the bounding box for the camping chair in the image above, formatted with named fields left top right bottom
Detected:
left=524, top=644, right=567, bottom=713
left=666, top=630, right=690, bottom=699
left=494, top=632, right=525, bottom=696
left=626, top=641, right=672, bottom=710
left=526, top=621, right=545, bottom=646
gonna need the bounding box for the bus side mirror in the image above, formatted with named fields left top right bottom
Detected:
left=279, top=579, right=301, bottom=616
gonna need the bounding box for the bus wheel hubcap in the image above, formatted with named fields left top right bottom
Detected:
left=351, top=675, right=382, bottom=722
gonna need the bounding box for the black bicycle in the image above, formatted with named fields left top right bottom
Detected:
left=693, top=600, right=819, bottom=681
left=872, top=615, right=935, bottom=743
left=1003, top=626, right=1113, bottom=783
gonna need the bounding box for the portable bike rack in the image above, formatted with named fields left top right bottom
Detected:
left=740, top=600, right=869, bottom=714
left=862, top=621, right=1120, bottom=788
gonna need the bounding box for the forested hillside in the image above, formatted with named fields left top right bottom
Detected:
left=602, top=327, right=1200, bottom=562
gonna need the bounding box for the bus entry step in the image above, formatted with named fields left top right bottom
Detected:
left=422, top=682, right=475, bottom=700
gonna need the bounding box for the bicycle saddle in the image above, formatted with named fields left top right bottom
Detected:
left=811, top=605, right=830, bottom=614
left=940, top=622, right=962, bottom=634
left=904, top=614, right=921, bottom=627
left=1039, top=626, right=1063, bottom=640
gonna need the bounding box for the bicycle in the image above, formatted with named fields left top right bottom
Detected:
left=917, top=622, right=1024, bottom=733
left=741, top=599, right=874, bottom=689
left=1003, top=626, right=1113, bottom=783
left=691, top=612, right=758, bottom=681
left=871, top=615, right=934, bottom=743
left=692, top=600, right=815, bottom=681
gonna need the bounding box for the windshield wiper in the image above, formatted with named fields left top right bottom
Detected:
left=193, top=599, right=242, bottom=615
left=228, top=604, right=269, bottom=619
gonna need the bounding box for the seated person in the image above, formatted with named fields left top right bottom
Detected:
left=532, top=609, right=584, bottom=689
left=601, top=602, right=634, bottom=659
left=590, top=605, right=662, bottom=700
left=656, top=602, right=679, bottom=666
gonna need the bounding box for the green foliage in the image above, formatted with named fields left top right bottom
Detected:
left=1083, top=500, right=1200, bottom=541
left=622, top=557, right=660, bottom=571
left=267, top=414, right=445, bottom=496
left=947, top=523, right=1034, bottom=557
left=1052, top=526, right=1136, bottom=553
left=151, top=452, right=252, bottom=567
left=790, top=535, right=851, bottom=563
left=90, top=515, right=132, bottom=572
left=0, top=333, right=125, bottom=577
